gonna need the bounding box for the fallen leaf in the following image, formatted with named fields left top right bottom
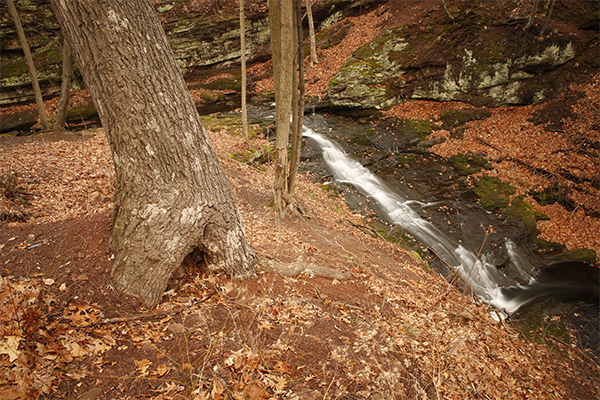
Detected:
left=0, top=335, right=23, bottom=362
left=134, top=359, right=152, bottom=376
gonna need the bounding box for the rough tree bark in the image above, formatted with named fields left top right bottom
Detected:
left=54, top=42, right=71, bottom=134
left=239, top=0, right=248, bottom=140
left=50, top=0, right=257, bottom=307
left=7, top=0, right=49, bottom=131
left=269, top=0, right=295, bottom=217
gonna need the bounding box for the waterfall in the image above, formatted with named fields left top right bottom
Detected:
left=303, top=126, right=540, bottom=313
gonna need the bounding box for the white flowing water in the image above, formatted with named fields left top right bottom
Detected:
left=303, top=126, right=535, bottom=312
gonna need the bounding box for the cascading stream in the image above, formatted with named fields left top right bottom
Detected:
left=303, top=125, right=541, bottom=313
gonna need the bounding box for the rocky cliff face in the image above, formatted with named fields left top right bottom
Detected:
left=327, top=1, right=599, bottom=109
left=1, top=0, right=598, bottom=110
left=0, top=0, right=362, bottom=106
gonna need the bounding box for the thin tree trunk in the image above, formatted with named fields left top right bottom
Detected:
left=54, top=42, right=71, bottom=134
left=288, top=0, right=305, bottom=196
left=51, top=0, right=257, bottom=307
left=239, top=0, right=248, bottom=140
left=541, top=0, right=556, bottom=36
left=524, top=0, right=539, bottom=31
left=442, top=0, right=455, bottom=22
left=269, top=0, right=295, bottom=217
left=306, top=0, right=318, bottom=66
left=7, top=0, right=49, bottom=131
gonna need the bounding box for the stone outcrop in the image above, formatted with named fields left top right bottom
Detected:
left=0, top=0, right=370, bottom=106
left=327, top=2, right=599, bottom=108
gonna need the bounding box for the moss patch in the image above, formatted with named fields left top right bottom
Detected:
left=472, top=175, right=516, bottom=210
left=440, top=108, right=492, bottom=130
left=316, top=19, right=353, bottom=50
left=201, top=114, right=241, bottom=134
left=449, top=153, right=491, bottom=175
left=321, top=183, right=343, bottom=198
left=204, top=76, right=242, bottom=92
left=201, top=114, right=266, bottom=138
left=531, top=186, right=576, bottom=211
left=552, top=248, right=598, bottom=264
left=512, top=302, right=570, bottom=349
left=504, top=195, right=538, bottom=236
left=66, top=104, right=98, bottom=123
left=200, top=90, right=223, bottom=103
left=396, top=154, right=416, bottom=165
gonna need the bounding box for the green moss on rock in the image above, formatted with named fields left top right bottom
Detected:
left=552, top=248, right=598, bottom=264
left=66, top=104, right=98, bottom=123
left=204, top=76, right=242, bottom=92
left=504, top=195, right=538, bottom=236
left=440, top=108, right=492, bottom=130
left=449, top=153, right=491, bottom=175
left=200, top=90, right=222, bottom=103
left=472, top=175, right=516, bottom=210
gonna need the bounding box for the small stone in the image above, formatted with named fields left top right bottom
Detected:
left=167, top=323, right=185, bottom=335
left=78, top=387, right=103, bottom=400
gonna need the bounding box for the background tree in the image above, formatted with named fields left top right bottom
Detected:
left=524, top=0, right=540, bottom=31
left=269, top=0, right=295, bottom=217
left=50, top=0, right=257, bottom=307
left=7, top=0, right=49, bottom=131
left=541, top=0, right=556, bottom=35
left=288, top=0, right=305, bottom=196
left=239, top=0, right=248, bottom=140
left=53, top=42, right=71, bottom=134
left=306, top=0, right=318, bottom=66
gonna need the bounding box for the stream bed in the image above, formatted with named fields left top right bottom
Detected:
left=297, top=111, right=599, bottom=362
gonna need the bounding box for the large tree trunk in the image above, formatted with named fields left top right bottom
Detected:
left=50, top=0, right=257, bottom=307
left=7, top=0, right=49, bottom=131
left=269, top=0, right=295, bottom=217
left=239, top=0, right=248, bottom=140
left=54, top=42, right=71, bottom=134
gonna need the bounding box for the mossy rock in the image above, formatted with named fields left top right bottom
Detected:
left=316, top=19, right=353, bottom=50
left=16, top=0, right=39, bottom=12
left=200, top=90, right=223, bottom=103
left=201, top=114, right=241, bottom=134
left=228, top=148, right=261, bottom=163
left=204, top=76, right=242, bottom=92
left=472, top=175, right=516, bottom=210
left=531, top=237, right=567, bottom=252
left=449, top=153, right=491, bottom=175
left=512, top=302, right=570, bottom=348
left=258, top=90, right=276, bottom=101
left=255, top=145, right=275, bottom=164
left=552, top=248, right=597, bottom=264
left=66, top=104, right=98, bottom=123
left=440, top=108, right=492, bottom=130
left=321, top=183, right=343, bottom=198
left=396, top=154, right=416, bottom=165
left=504, top=195, right=538, bottom=236
left=531, top=186, right=576, bottom=211
left=404, top=119, right=437, bottom=140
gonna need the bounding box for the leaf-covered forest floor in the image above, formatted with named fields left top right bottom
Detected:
left=1, top=1, right=599, bottom=399
left=1, top=112, right=599, bottom=399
